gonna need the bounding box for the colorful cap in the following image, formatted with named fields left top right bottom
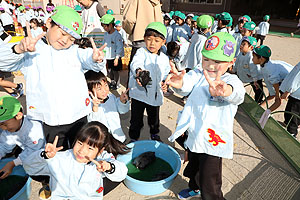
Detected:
left=178, top=12, right=186, bottom=20
left=51, top=5, right=83, bottom=39
left=18, top=6, right=26, bottom=11
left=226, top=16, right=233, bottom=27
left=218, top=12, right=231, bottom=21
left=192, top=15, right=199, bottom=22
left=115, top=20, right=122, bottom=26
left=74, top=5, right=82, bottom=12
left=106, top=9, right=113, bottom=15
left=202, top=32, right=236, bottom=62
left=100, top=14, right=115, bottom=24
left=254, top=45, right=271, bottom=58
left=169, top=11, right=174, bottom=18
left=243, top=21, right=256, bottom=31
left=197, top=15, right=213, bottom=28
left=239, top=15, right=251, bottom=22
left=174, top=11, right=181, bottom=17
left=187, top=13, right=194, bottom=18
left=241, top=36, right=257, bottom=47
left=263, top=15, right=270, bottom=21
left=0, top=96, right=21, bottom=122
left=145, top=22, right=167, bottom=39
left=164, top=13, right=171, bottom=20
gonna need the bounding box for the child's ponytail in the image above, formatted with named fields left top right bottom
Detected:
left=104, top=133, right=130, bottom=157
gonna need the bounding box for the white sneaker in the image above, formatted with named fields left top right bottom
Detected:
left=291, top=32, right=294, bottom=37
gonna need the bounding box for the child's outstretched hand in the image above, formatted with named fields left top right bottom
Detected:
left=120, top=88, right=129, bottom=104
left=165, top=60, right=185, bottom=89
left=0, top=161, right=15, bottom=179
left=90, top=37, right=107, bottom=63
left=44, top=136, right=63, bottom=159
left=15, top=22, right=45, bottom=53
left=89, top=159, right=112, bottom=172
left=203, top=68, right=232, bottom=97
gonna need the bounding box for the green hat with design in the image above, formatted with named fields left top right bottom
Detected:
left=100, top=14, right=115, bottom=24
left=51, top=5, right=83, bottom=39
left=226, top=16, right=233, bottom=27
left=0, top=96, right=21, bottom=122
left=178, top=12, right=186, bottom=20
left=243, top=21, right=256, bottom=31
left=115, top=20, right=122, bottom=26
left=241, top=36, right=257, bottom=47
left=106, top=9, right=113, bottom=15
left=263, top=15, right=270, bottom=21
left=145, top=22, right=167, bottom=39
left=192, top=15, right=199, bottom=22
left=18, top=6, right=26, bottom=11
left=197, top=15, right=213, bottom=28
left=74, top=5, right=82, bottom=12
left=218, top=12, right=231, bottom=21
left=174, top=11, right=181, bottom=17
left=254, top=45, right=271, bottom=58
left=202, top=32, right=236, bottom=62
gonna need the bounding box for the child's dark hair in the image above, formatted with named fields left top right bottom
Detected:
left=74, top=37, right=92, bottom=49
left=220, top=19, right=230, bottom=26
left=85, top=70, right=107, bottom=92
left=74, top=121, right=130, bottom=157
left=166, top=41, right=180, bottom=60
left=30, top=18, right=40, bottom=27
left=144, top=29, right=165, bottom=40
left=253, top=52, right=269, bottom=66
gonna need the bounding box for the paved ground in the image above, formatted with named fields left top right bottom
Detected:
left=1, top=34, right=300, bottom=200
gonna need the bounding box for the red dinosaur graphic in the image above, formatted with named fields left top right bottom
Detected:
left=96, top=186, right=104, bottom=193
left=207, top=128, right=226, bottom=146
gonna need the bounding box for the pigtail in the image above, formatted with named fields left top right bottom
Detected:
left=104, top=133, right=131, bottom=157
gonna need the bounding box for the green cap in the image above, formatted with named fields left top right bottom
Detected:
left=74, top=5, right=82, bottom=12
left=145, top=22, right=167, bottom=39
left=18, top=6, right=25, bottom=11
left=174, top=11, right=181, bottom=17
left=0, top=96, right=21, bottom=122
left=243, top=15, right=251, bottom=22
left=178, top=12, right=186, bottom=20
left=243, top=21, right=256, bottom=31
left=218, top=12, right=231, bottom=21
left=197, top=15, right=213, bottom=28
left=115, top=20, right=122, bottom=26
left=263, top=15, right=270, bottom=21
left=226, top=16, right=233, bottom=27
left=192, top=15, right=199, bottom=22
left=202, top=32, right=236, bottom=62
left=51, top=5, right=83, bottom=39
left=241, top=36, right=257, bottom=47
left=100, top=14, right=115, bottom=24
left=169, top=11, right=174, bottom=18
left=254, top=45, right=271, bottom=58
left=106, top=9, right=113, bottom=15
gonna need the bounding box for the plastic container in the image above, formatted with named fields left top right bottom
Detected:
left=0, top=158, right=31, bottom=200
left=117, top=140, right=181, bottom=195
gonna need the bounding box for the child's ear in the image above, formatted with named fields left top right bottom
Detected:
left=250, top=46, right=254, bottom=51
left=162, top=39, right=166, bottom=45
left=15, top=112, right=23, bottom=120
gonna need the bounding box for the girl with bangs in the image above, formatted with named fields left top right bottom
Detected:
left=23, top=121, right=129, bottom=199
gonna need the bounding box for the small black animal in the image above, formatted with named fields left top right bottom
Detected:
left=132, top=151, right=156, bottom=170
left=136, top=70, right=152, bottom=94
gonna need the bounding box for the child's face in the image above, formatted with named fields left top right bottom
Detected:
left=238, top=21, right=245, bottom=31
left=46, top=23, right=76, bottom=50
left=252, top=53, right=266, bottom=65
left=115, top=26, right=121, bottom=31
left=73, top=140, right=100, bottom=163
left=240, top=41, right=253, bottom=53
left=178, top=18, right=184, bottom=25
left=217, top=19, right=223, bottom=27
left=144, top=35, right=165, bottom=54
left=192, top=21, right=197, bottom=28
left=102, top=23, right=114, bottom=33
left=30, top=22, right=37, bottom=29
left=0, top=113, right=22, bottom=133
left=202, top=56, right=235, bottom=78
left=241, top=28, right=252, bottom=37
left=163, top=18, right=170, bottom=26
left=93, top=81, right=109, bottom=101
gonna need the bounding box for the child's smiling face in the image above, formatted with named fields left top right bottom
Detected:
left=0, top=113, right=22, bottom=133
left=93, top=81, right=109, bottom=102
left=46, top=22, right=76, bottom=50
left=73, top=140, right=100, bottom=163
left=240, top=40, right=253, bottom=53
left=202, top=56, right=235, bottom=78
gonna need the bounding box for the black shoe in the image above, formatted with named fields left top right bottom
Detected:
left=150, top=134, right=162, bottom=142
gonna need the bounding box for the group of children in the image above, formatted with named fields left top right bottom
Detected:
left=0, top=3, right=299, bottom=200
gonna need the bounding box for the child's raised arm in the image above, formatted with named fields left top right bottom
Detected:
left=165, top=60, right=186, bottom=89
left=14, top=22, right=45, bottom=54
left=44, top=136, right=63, bottom=159
left=90, top=37, right=107, bottom=63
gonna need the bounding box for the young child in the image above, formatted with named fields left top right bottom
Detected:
left=182, top=15, right=213, bottom=70
left=128, top=22, right=170, bottom=142
left=85, top=70, right=129, bottom=143
left=166, top=38, right=189, bottom=71
left=233, top=15, right=251, bottom=34
left=256, top=15, right=270, bottom=45
left=166, top=32, right=245, bottom=199
left=29, top=18, right=43, bottom=38
left=215, top=12, right=232, bottom=33
left=172, top=12, right=191, bottom=42
left=235, top=21, right=256, bottom=57
left=0, top=5, right=106, bottom=151
left=101, top=14, right=124, bottom=90
left=231, top=36, right=264, bottom=103
left=0, top=96, right=45, bottom=180
left=23, top=121, right=129, bottom=199
left=115, top=20, right=128, bottom=47
left=252, top=45, right=293, bottom=112
left=163, top=13, right=173, bottom=43
left=280, top=62, right=300, bottom=137
left=17, top=6, right=27, bottom=36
